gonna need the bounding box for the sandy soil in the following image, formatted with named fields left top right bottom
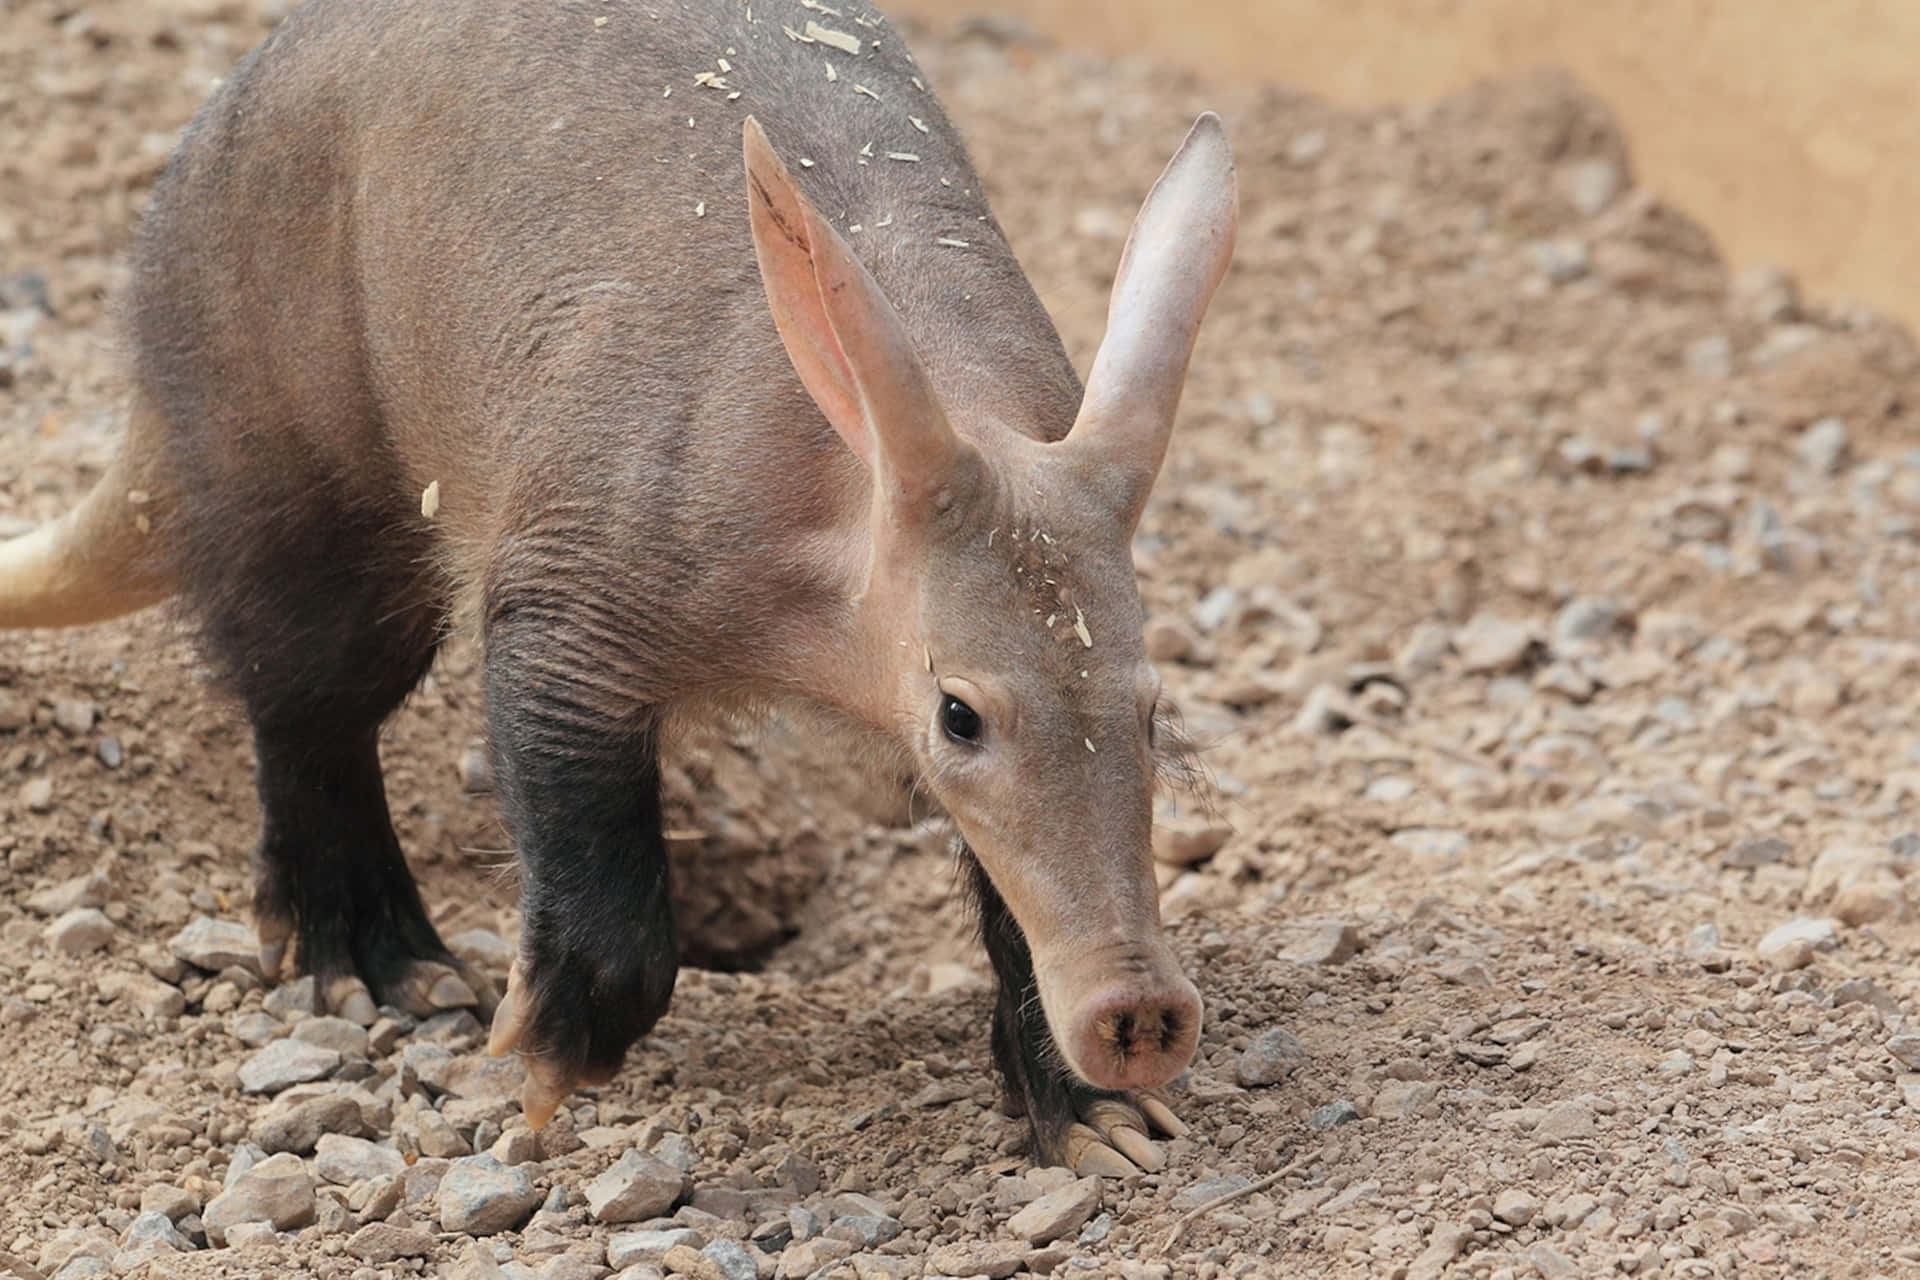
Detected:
left=4, top=2, right=1920, bottom=1278
left=886, top=0, right=1920, bottom=336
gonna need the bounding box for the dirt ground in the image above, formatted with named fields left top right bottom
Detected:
left=5, top=2, right=1920, bottom=1278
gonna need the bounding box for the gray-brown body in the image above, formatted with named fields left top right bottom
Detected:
left=2, top=0, right=1239, bottom=1172
left=137, top=0, right=1077, bottom=696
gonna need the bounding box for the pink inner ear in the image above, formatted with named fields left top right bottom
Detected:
left=742, top=117, right=965, bottom=509
left=743, top=117, right=874, bottom=468
left=1065, top=113, right=1239, bottom=517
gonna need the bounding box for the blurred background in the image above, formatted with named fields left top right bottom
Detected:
left=893, top=0, right=1920, bottom=332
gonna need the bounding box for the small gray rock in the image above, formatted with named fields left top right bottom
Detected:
left=262, top=976, right=319, bottom=1021
left=925, top=1242, right=1023, bottom=1280
left=827, top=1192, right=890, bottom=1220
left=404, top=1043, right=525, bottom=1101
left=1562, top=158, right=1620, bottom=216
left=1150, top=813, right=1232, bottom=866
left=438, top=1154, right=542, bottom=1235
left=1551, top=597, right=1620, bottom=648
left=139, top=1185, right=200, bottom=1222
left=26, top=870, right=110, bottom=917
left=168, top=917, right=261, bottom=976
left=45, top=908, right=114, bottom=956
left=51, top=697, right=97, bottom=735
left=238, top=1039, right=341, bottom=1094
left=450, top=1242, right=511, bottom=1280
left=787, top=1206, right=823, bottom=1243
left=1390, top=828, right=1468, bottom=863
left=409, top=1106, right=473, bottom=1159
left=1529, top=238, right=1588, bottom=284
left=1395, top=621, right=1452, bottom=680
left=1724, top=836, right=1790, bottom=869
left=367, top=1015, right=409, bottom=1056
left=1798, top=417, right=1849, bottom=474
left=1887, top=1034, right=1920, bottom=1071
left=230, top=1009, right=284, bottom=1048
left=1237, top=1027, right=1310, bottom=1087
left=292, top=1015, right=370, bottom=1057
left=1193, top=586, right=1239, bottom=632
left=1682, top=924, right=1721, bottom=960
left=584, top=1150, right=689, bottom=1225
left=607, top=1229, right=704, bottom=1269
left=35, top=1225, right=115, bottom=1276
left=315, top=1133, right=407, bottom=1185
left=1833, top=978, right=1898, bottom=1014
left=1494, top=1189, right=1541, bottom=1226
left=1608, top=446, right=1654, bottom=474
left=1454, top=616, right=1538, bottom=675
left=1534, top=1101, right=1597, bottom=1145
left=489, top=1127, right=542, bottom=1166
left=18, top=776, right=53, bottom=813
left=353, top=1173, right=404, bottom=1222
left=345, top=1222, right=436, bottom=1263
left=1007, top=1177, right=1100, bottom=1245
left=119, top=1211, right=192, bottom=1261
left=536, top=1255, right=614, bottom=1280
left=448, top=928, right=514, bottom=971
left=252, top=1089, right=370, bottom=1154
left=108, top=970, right=183, bottom=1022
left=701, top=1240, right=758, bottom=1280
left=1685, top=334, right=1733, bottom=379
left=1308, top=1100, right=1359, bottom=1130
left=403, top=1156, right=452, bottom=1207
left=223, top=1142, right=266, bottom=1188
left=222, top=1221, right=281, bottom=1249
left=1277, top=922, right=1359, bottom=967
left=1408, top=1222, right=1472, bottom=1280
left=1756, top=917, right=1839, bottom=971
left=202, top=1152, right=317, bottom=1245
left=749, top=1216, right=792, bottom=1252
left=1172, top=1176, right=1251, bottom=1211
left=826, top=1215, right=902, bottom=1248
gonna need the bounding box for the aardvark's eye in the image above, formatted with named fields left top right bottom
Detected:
left=941, top=695, right=983, bottom=744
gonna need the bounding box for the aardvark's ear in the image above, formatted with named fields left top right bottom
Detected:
left=1065, top=112, right=1238, bottom=525
left=743, top=115, right=965, bottom=511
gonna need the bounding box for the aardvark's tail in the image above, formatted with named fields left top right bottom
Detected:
left=0, top=450, right=173, bottom=629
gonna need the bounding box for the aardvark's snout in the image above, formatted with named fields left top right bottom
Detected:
left=1054, top=955, right=1202, bottom=1092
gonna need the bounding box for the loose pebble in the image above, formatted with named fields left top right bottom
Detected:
left=584, top=1150, right=690, bottom=1225
left=1007, top=1177, right=1100, bottom=1245
left=437, top=1155, right=543, bottom=1235
left=45, top=906, right=114, bottom=955
left=239, top=1039, right=343, bottom=1094
left=1236, top=1026, right=1310, bottom=1086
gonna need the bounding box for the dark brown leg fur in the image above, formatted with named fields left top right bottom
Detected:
left=481, top=607, right=679, bottom=1088
left=171, top=450, right=487, bottom=1019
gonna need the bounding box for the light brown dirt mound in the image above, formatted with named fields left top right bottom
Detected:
left=4, top=3, right=1920, bottom=1279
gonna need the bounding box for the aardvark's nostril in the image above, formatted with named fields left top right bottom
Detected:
left=1096, top=996, right=1190, bottom=1060
left=1067, top=976, right=1203, bottom=1091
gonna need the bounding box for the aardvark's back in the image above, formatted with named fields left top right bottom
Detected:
left=128, top=0, right=1081, bottom=619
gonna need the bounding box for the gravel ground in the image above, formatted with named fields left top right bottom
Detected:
left=4, top=2, right=1920, bottom=1278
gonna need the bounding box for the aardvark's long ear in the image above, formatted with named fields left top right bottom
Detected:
left=1065, top=112, right=1238, bottom=525
left=744, top=116, right=965, bottom=511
